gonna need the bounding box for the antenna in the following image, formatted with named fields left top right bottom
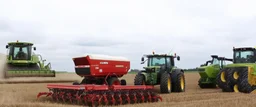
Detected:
left=168, top=49, right=173, bottom=55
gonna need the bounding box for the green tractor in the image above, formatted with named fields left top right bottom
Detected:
left=197, top=55, right=233, bottom=88
left=216, top=47, right=256, bottom=93
left=134, top=52, right=185, bottom=93
left=3, top=40, right=55, bottom=78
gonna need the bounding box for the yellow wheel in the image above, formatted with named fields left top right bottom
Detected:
left=233, top=71, right=239, bottom=80
left=180, top=75, right=185, bottom=90
left=221, top=71, right=226, bottom=82
left=233, top=84, right=239, bottom=92
left=168, top=78, right=171, bottom=91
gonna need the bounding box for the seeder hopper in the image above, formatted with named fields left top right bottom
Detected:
left=37, top=54, right=162, bottom=106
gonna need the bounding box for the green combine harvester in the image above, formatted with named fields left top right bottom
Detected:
left=197, top=55, right=233, bottom=88
left=134, top=52, right=185, bottom=93
left=3, top=40, right=55, bottom=78
left=216, top=47, right=256, bottom=93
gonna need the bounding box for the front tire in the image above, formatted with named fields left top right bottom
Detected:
left=172, top=72, right=185, bottom=92
left=134, top=73, right=146, bottom=85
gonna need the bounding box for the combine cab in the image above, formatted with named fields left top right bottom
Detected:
left=216, top=47, right=256, bottom=93
left=3, top=41, right=55, bottom=78
left=197, top=55, right=233, bottom=88
left=37, top=54, right=162, bottom=106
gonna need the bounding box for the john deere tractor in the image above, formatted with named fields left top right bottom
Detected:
left=3, top=41, right=55, bottom=78
left=134, top=52, right=185, bottom=93
left=216, top=47, right=256, bottom=93
left=197, top=55, right=233, bottom=88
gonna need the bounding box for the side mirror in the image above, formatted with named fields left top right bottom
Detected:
left=177, top=56, right=180, bottom=61
left=5, top=45, right=8, bottom=49
left=141, top=57, right=144, bottom=62
left=33, top=47, right=36, bottom=50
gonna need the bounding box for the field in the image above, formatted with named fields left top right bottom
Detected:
left=0, top=72, right=256, bottom=107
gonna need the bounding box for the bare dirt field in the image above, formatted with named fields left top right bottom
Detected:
left=0, top=72, right=256, bottom=107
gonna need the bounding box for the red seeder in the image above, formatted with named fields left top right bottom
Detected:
left=37, top=84, right=162, bottom=106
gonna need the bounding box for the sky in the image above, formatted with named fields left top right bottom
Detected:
left=0, top=0, right=256, bottom=72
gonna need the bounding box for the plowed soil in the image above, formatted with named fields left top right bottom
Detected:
left=0, top=72, right=256, bottom=107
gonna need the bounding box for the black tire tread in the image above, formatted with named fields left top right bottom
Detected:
left=134, top=73, right=145, bottom=85
left=160, top=72, right=171, bottom=93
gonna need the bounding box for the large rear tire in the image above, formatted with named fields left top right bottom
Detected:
left=226, top=68, right=240, bottom=86
left=216, top=68, right=233, bottom=92
left=237, top=68, right=254, bottom=93
left=134, top=73, right=146, bottom=85
left=160, top=72, right=172, bottom=93
left=172, top=72, right=185, bottom=92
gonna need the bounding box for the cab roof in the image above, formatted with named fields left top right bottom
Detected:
left=233, top=47, right=255, bottom=51
left=8, top=41, right=33, bottom=45
left=145, top=54, right=174, bottom=57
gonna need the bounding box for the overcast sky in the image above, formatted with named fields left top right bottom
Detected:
left=0, top=0, right=256, bottom=72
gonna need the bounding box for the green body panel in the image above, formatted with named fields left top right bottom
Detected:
left=4, top=41, right=55, bottom=78
left=198, top=64, right=220, bottom=84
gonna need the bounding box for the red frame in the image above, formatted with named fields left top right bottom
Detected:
left=73, top=55, right=130, bottom=77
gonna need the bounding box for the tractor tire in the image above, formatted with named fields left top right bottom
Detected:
left=198, top=78, right=216, bottom=88
left=216, top=68, right=233, bottom=92
left=120, top=79, right=126, bottom=85
left=134, top=74, right=146, bottom=85
left=172, top=72, right=185, bottom=92
left=226, top=67, right=240, bottom=86
left=160, top=72, right=172, bottom=93
left=237, top=68, right=254, bottom=93
left=107, top=77, right=120, bottom=85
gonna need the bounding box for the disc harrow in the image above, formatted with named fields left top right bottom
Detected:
left=37, top=84, right=162, bottom=107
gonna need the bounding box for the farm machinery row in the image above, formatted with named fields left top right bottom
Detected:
left=37, top=52, right=186, bottom=106
left=196, top=46, right=256, bottom=93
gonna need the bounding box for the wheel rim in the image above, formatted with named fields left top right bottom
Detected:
left=168, top=78, right=171, bottom=91
left=233, top=84, right=239, bottom=92
left=233, top=71, right=239, bottom=80
left=180, top=75, right=185, bottom=90
left=221, top=72, right=226, bottom=82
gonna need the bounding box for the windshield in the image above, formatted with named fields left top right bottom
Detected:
left=148, top=56, right=170, bottom=66
left=212, top=58, right=219, bottom=65
left=234, top=50, right=255, bottom=63
left=9, top=45, right=32, bottom=60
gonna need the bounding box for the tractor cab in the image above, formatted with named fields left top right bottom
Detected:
left=233, top=47, right=256, bottom=63
left=6, top=40, right=36, bottom=61
left=141, top=52, right=180, bottom=74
